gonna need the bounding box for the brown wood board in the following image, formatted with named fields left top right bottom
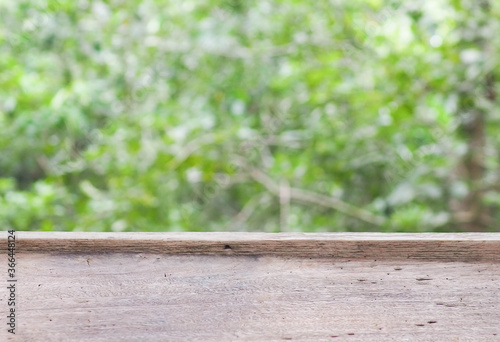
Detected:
left=4, top=232, right=500, bottom=261
left=1, top=232, right=500, bottom=341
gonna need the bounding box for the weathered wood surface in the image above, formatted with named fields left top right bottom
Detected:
left=2, top=233, right=500, bottom=341
left=4, top=231, right=500, bottom=261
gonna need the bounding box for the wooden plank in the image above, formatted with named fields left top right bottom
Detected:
left=3, top=252, right=500, bottom=341
left=3, top=232, right=500, bottom=261
left=2, top=232, right=500, bottom=341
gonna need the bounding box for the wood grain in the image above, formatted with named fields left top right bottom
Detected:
left=3, top=253, right=500, bottom=341
left=1, top=232, right=500, bottom=341
left=3, top=232, right=500, bottom=261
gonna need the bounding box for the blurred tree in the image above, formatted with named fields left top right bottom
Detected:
left=0, top=0, right=499, bottom=232
left=449, top=0, right=496, bottom=231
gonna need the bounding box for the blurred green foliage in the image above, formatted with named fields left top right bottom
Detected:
left=1, top=0, right=499, bottom=232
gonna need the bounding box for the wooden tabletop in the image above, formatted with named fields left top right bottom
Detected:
left=3, top=232, right=500, bottom=341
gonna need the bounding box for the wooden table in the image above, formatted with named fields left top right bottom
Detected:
left=2, top=232, right=500, bottom=341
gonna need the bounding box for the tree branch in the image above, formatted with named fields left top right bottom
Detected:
left=249, top=168, right=386, bottom=227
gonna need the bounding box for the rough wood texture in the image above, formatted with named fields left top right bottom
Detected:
left=2, top=233, right=500, bottom=341
left=3, top=232, right=500, bottom=261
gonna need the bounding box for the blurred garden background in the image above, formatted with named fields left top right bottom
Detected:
left=0, top=0, right=499, bottom=232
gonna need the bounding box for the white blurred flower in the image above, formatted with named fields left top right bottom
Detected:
left=186, top=168, right=202, bottom=183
